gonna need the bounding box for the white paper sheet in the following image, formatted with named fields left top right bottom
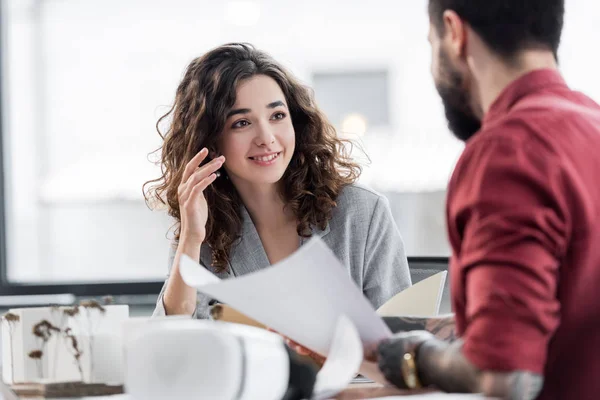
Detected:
left=179, top=237, right=391, bottom=356
left=312, top=316, right=363, bottom=400
left=180, top=255, right=221, bottom=285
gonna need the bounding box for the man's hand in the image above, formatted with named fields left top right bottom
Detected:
left=366, top=332, right=545, bottom=399
left=365, top=331, right=435, bottom=388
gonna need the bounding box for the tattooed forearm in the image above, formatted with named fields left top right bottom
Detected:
left=424, top=316, right=457, bottom=342
left=417, top=339, right=479, bottom=392
left=383, top=314, right=457, bottom=342
left=416, top=339, right=544, bottom=399
left=479, top=370, right=544, bottom=400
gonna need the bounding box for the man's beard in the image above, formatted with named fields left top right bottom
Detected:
left=435, top=49, right=481, bottom=142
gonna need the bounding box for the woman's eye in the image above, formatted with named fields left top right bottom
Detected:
left=271, top=112, right=286, bottom=120
left=232, top=120, right=250, bottom=129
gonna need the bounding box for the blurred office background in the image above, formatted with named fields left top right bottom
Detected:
left=0, top=0, right=597, bottom=288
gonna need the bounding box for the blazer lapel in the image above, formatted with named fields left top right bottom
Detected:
left=210, top=206, right=332, bottom=275
left=228, top=206, right=271, bottom=276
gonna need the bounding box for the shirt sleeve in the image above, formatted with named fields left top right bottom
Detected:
left=362, top=195, right=412, bottom=309
left=450, top=135, right=567, bottom=374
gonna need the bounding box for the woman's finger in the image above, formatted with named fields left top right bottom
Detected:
left=293, top=345, right=311, bottom=356
left=275, top=333, right=314, bottom=357
left=181, top=148, right=209, bottom=184
left=184, top=155, right=224, bottom=187
left=307, top=351, right=326, bottom=366
left=285, top=338, right=312, bottom=356
left=184, top=174, right=218, bottom=206
left=180, top=157, right=224, bottom=203
left=363, top=343, right=380, bottom=362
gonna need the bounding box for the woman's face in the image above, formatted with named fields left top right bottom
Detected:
left=219, top=74, right=296, bottom=187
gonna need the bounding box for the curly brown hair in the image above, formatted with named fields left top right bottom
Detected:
left=144, top=43, right=361, bottom=271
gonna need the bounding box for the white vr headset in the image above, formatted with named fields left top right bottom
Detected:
left=124, top=319, right=317, bottom=400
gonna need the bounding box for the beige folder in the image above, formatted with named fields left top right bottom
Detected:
left=210, top=271, right=447, bottom=327
left=210, top=303, right=266, bottom=329
left=375, top=271, right=447, bottom=317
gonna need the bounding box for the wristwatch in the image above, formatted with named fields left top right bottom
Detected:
left=401, top=352, right=423, bottom=389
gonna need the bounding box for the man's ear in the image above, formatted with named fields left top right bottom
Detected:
left=442, top=10, right=468, bottom=59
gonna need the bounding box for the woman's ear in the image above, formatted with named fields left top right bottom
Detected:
left=208, top=149, right=219, bottom=161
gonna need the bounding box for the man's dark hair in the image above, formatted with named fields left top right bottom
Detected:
left=428, top=0, right=565, bottom=59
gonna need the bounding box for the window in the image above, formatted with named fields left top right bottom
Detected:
left=1, top=0, right=598, bottom=288
left=313, top=70, right=390, bottom=131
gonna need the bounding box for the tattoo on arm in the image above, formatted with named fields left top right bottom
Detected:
left=383, top=314, right=457, bottom=342
left=417, top=339, right=479, bottom=393
left=416, top=339, right=544, bottom=399
left=506, top=371, right=544, bottom=400
left=424, top=316, right=457, bottom=342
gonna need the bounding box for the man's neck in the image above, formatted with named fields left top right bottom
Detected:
left=474, top=50, right=559, bottom=115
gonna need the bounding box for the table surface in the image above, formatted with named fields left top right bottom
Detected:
left=6, top=384, right=489, bottom=399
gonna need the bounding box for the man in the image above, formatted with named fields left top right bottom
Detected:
left=367, top=1, right=600, bottom=399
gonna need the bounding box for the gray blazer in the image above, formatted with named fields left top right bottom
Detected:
left=153, top=184, right=412, bottom=319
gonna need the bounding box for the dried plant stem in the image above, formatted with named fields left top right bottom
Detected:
left=86, top=308, right=94, bottom=382
left=10, top=325, right=16, bottom=382
left=79, top=300, right=105, bottom=382
left=64, top=328, right=84, bottom=382
left=3, top=313, right=20, bottom=383
left=32, top=320, right=61, bottom=380
left=50, top=308, right=68, bottom=380
left=36, top=359, right=42, bottom=379
left=28, top=350, right=43, bottom=380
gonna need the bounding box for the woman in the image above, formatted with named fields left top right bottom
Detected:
left=145, top=43, right=411, bottom=323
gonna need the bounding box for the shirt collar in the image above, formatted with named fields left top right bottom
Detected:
left=483, top=68, right=568, bottom=128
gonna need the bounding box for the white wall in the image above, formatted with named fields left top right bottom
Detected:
left=2, top=0, right=598, bottom=282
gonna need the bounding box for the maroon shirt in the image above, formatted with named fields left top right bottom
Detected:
left=447, top=69, right=600, bottom=399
